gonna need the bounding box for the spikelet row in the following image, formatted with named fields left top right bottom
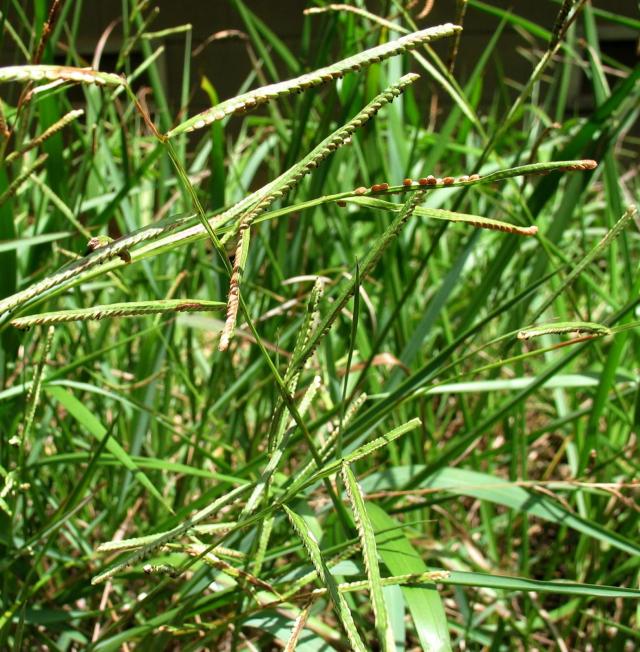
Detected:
left=0, top=65, right=124, bottom=87
left=168, top=24, right=460, bottom=136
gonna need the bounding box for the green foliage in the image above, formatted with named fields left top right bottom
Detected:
left=0, top=1, right=638, bottom=650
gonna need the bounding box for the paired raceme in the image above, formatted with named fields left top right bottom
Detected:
left=167, top=24, right=461, bottom=137
left=240, top=375, right=322, bottom=518
left=0, top=152, right=596, bottom=325
left=0, top=216, right=192, bottom=317
left=217, top=73, right=420, bottom=351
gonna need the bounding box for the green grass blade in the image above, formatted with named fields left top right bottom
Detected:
left=367, top=503, right=451, bottom=652
left=45, top=386, right=172, bottom=512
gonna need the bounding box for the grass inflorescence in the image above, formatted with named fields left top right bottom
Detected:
left=0, top=1, right=638, bottom=650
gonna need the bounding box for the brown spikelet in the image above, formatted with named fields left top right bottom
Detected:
left=443, top=176, right=455, bottom=185
left=469, top=174, right=480, bottom=181
left=33, top=0, right=63, bottom=65
left=175, top=302, right=205, bottom=312
left=354, top=186, right=367, bottom=195
left=470, top=221, right=538, bottom=236
left=561, top=159, right=597, bottom=171
left=403, top=178, right=413, bottom=186
left=418, top=177, right=428, bottom=186
left=426, top=175, right=437, bottom=185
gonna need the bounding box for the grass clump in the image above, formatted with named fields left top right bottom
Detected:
left=0, top=1, right=639, bottom=650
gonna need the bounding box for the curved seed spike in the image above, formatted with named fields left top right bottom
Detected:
left=517, top=321, right=611, bottom=341
left=0, top=77, right=419, bottom=323
left=0, top=65, right=124, bottom=87
left=550, top=0, right=577, bottom=49
left=218, top=222, right=251, bottom=352
left=0, top=154, right=48, bottom=207
left=5, top=109, right=83, bottom=164
left=217, top=74, right=420, bottom=350
left=12, top=326, right=54, bottom=450
left=167, top=24, right=460, bottom=137
left=10, top=300, right=224, bottom=330
left=283, top=601, right=313, bottom=652
left=306, top=570, right=452, bottom=597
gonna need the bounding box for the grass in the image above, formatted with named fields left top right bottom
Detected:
left=0, top=0, right=639, bottom=649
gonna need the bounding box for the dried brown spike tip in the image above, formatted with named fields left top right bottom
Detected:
left=354, top=186, right=367, bottom=195
left=443, top=177, right=454, bottom=185
left=176, top=302, right=204, bottom=311
left=403, top=178, right=413, bottom=187
left=563, top=159, right=598, bottom=171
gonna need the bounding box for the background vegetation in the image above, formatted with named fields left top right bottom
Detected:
left=0, top=1, right=639, bottom=650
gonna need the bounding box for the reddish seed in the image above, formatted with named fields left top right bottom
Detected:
left=418, top=177, right=428, bottom=186
left=354, top=186, right=367, bottom=195
left=176, top=302, right=202, bottom=311
left=379, top=182, right=389, bottom=191
left=443, top=176, right=454, bottom=185
left=426, top=175, right=437, bottom=185
left=336, top=200, right=347, bottom=207
left=403, top=178, right=413, bottom=186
